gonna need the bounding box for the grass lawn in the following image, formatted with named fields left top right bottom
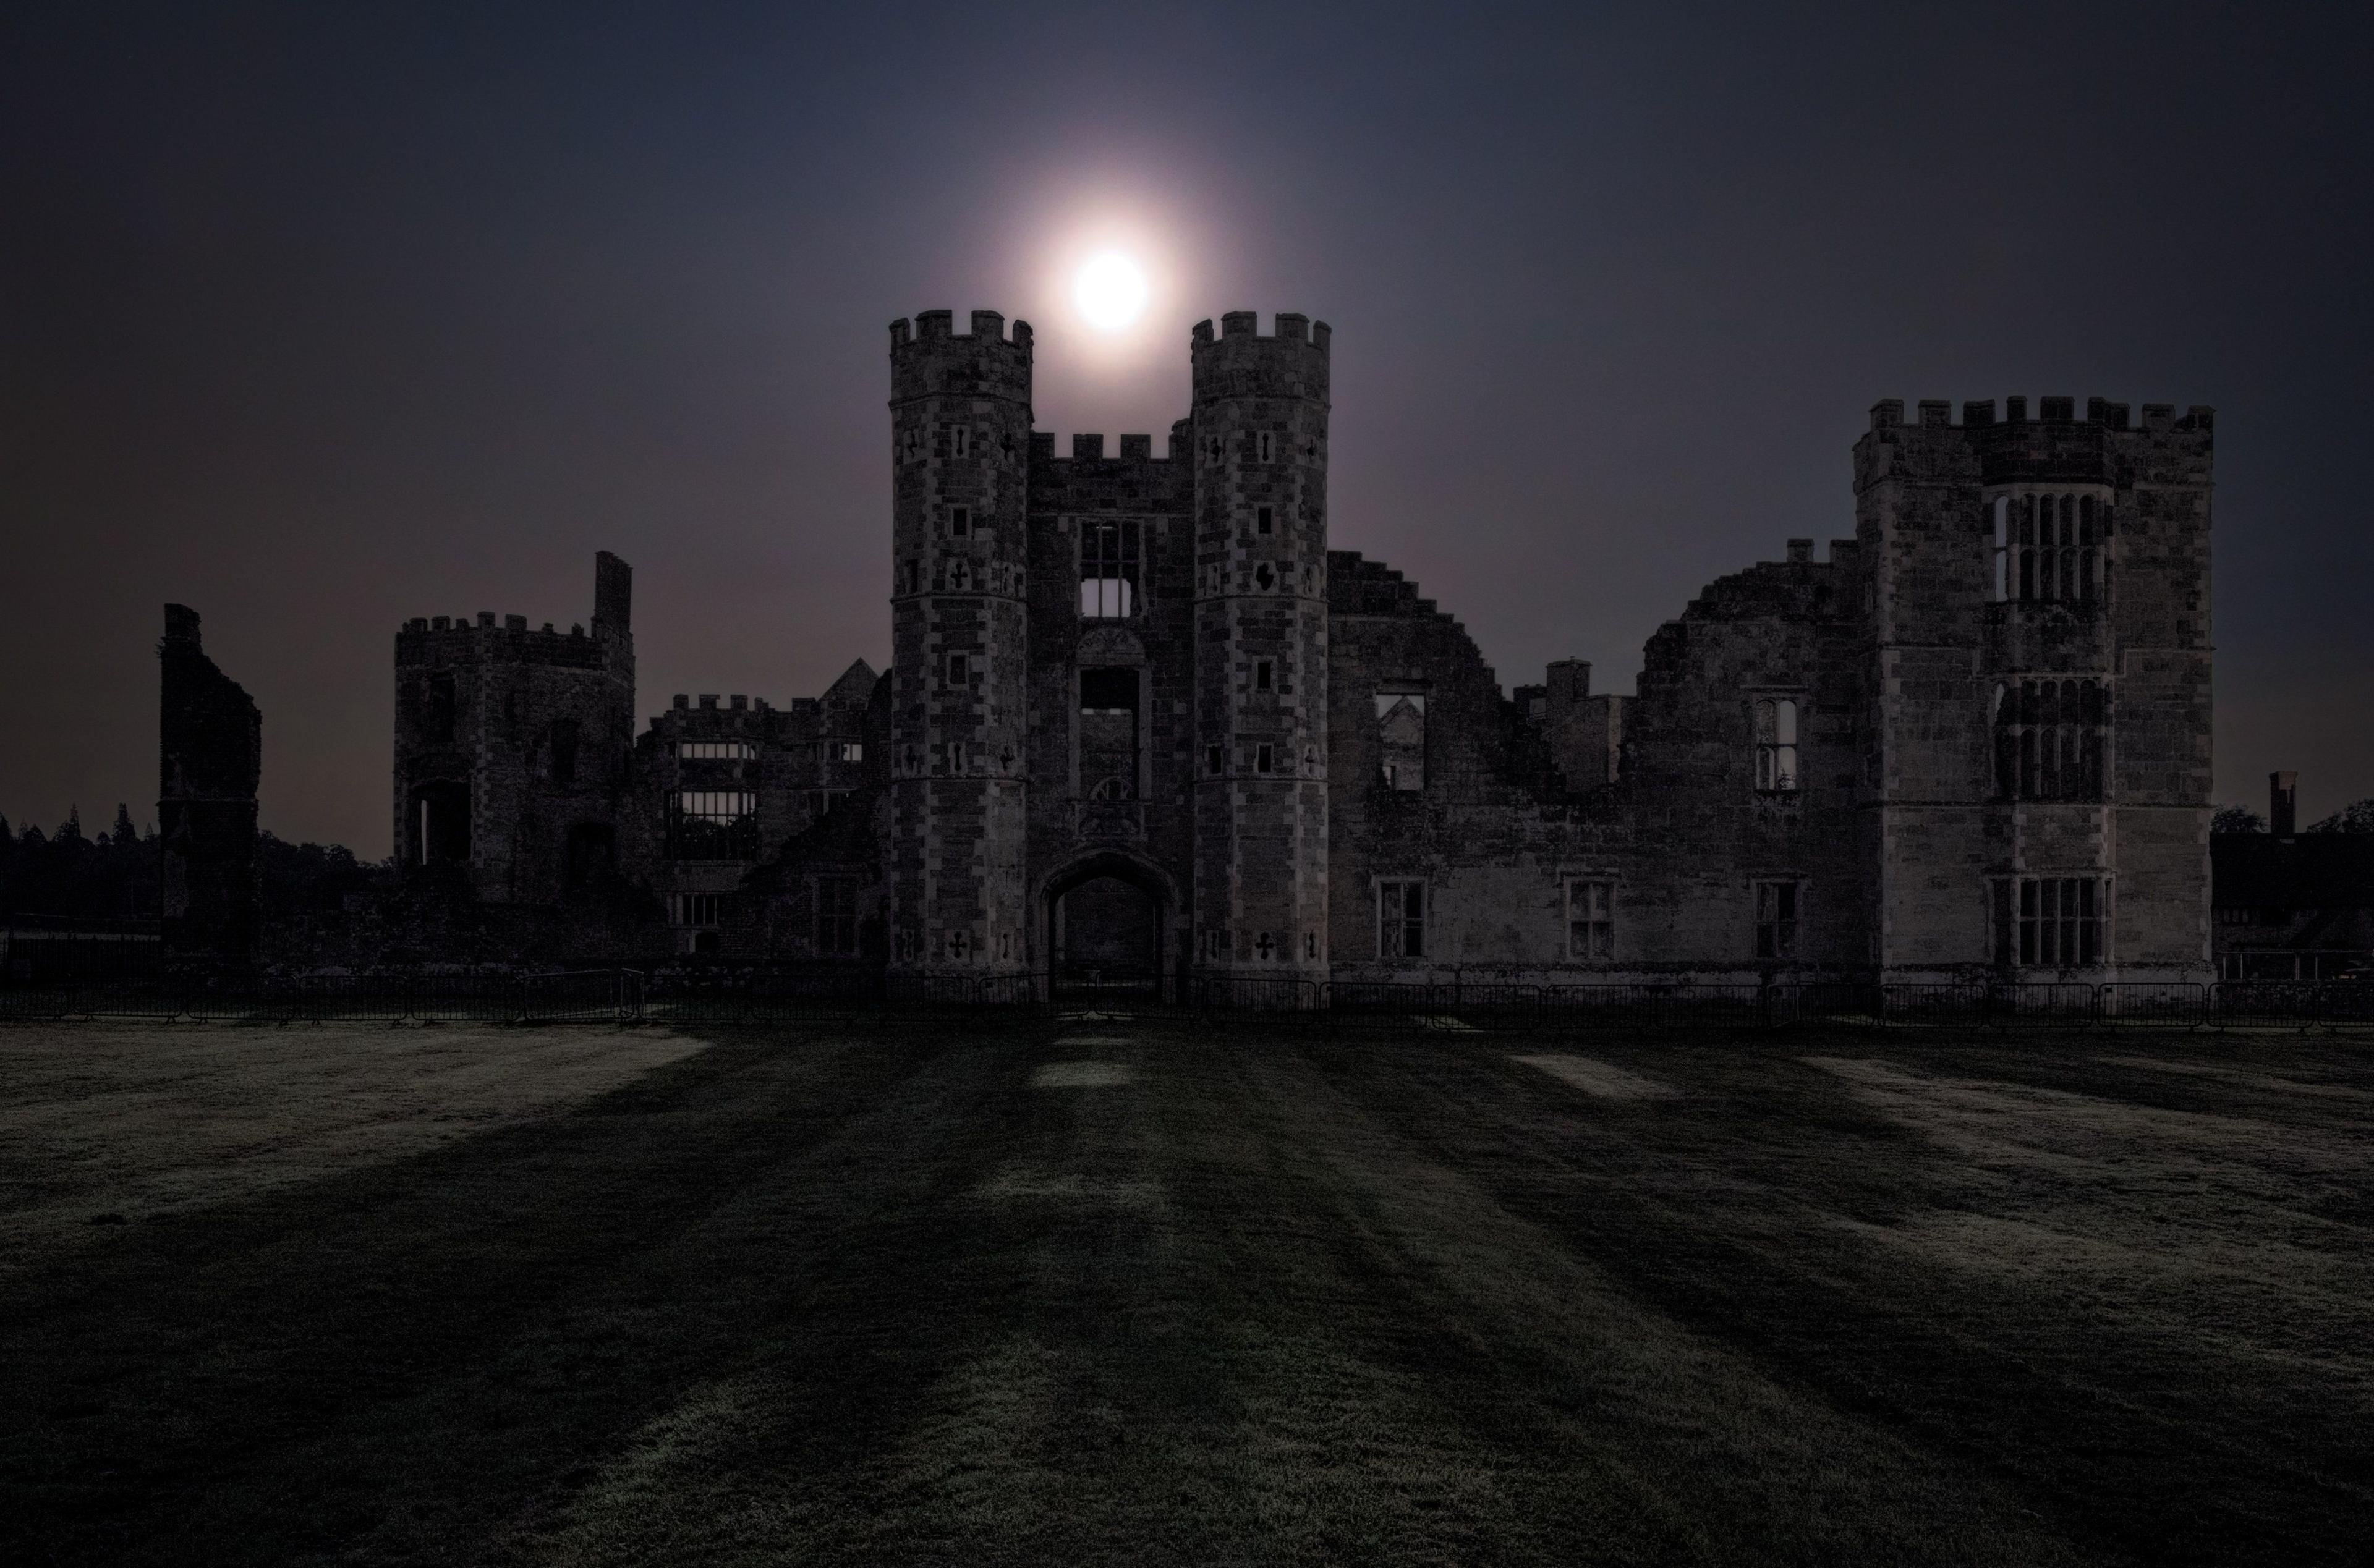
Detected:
left=1, top=1017, right=2368, bottom=1566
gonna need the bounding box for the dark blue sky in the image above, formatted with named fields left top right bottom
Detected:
left=4, top=2, right=2368, bottom=850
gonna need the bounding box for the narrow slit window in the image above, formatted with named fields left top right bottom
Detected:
left=1257, top=431, right=1274, bottom=462
left=1256, top=506, right=1274, bottom=535
left=1254, top=659, right=1273, bottom=692
left=950, top=507, right=969, bottom=538
left=1755, top=879, right=1800, bottom=959
left=950, top=425, right=969, bottom=458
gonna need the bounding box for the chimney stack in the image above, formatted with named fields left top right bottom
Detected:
left=2270, top=771, right=2299, bottom=837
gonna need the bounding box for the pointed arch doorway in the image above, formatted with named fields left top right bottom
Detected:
left=1042, top=851, right=1175, bottom=1002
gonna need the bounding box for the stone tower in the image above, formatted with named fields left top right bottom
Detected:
left=1852, top=396, right=2213, bottom=978
left=887, top=310, right=1034, bottom=977
left=1189, top=311, right=1332, bottom=983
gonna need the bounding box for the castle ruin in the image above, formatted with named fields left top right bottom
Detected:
left=386, top=311, right=2216, bottom=986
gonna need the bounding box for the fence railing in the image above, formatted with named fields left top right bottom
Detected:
left=4, top=971, right=2370, bottom=1030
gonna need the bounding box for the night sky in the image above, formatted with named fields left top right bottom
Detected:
left=5, top=3, right=2368, bottom=853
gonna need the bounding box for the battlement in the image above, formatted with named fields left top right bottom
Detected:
left=1866, top=396, right=2213, bottom=434
left=889, top=309, right=1033, bottom=404
left=1190, top=311, right=1332, bottom=405
left=1031, top=431, right=1176, bottom=463
left=394, top=611, right=616, bottom=672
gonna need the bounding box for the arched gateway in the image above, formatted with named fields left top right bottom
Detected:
left=1039, top=851, right=1177, bottom=1001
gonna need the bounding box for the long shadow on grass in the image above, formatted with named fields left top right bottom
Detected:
left=1308, top=1031, right=2373, bottom=1568
left=0, top=1025, right=1036, bottom=1567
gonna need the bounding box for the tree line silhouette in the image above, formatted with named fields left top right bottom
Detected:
left=0, top=807, right=383, bottom=925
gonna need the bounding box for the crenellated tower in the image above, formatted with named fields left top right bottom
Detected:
left=1189, top=311, right=1332, bottom=982
left=887, top=310, right=1034, bottom=977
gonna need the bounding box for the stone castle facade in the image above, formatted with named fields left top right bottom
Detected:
left=388, top=309, right=2216, bottom=985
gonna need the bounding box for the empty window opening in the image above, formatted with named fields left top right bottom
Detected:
left=1254, top=660, right=1273, bottom=692
left=906, top=559, right=922, bottom=595
left=1254, top=562, right=1275, bottom=591
left=1755, top=879, right=1800, bottom=959
left=1567, top=879, right=1614, bottom=960
left=1378, top=879, right=1425, bottom=960
left=947, top=652, right=970, bottom=684
left=548, top=718, right=580, bottom=788
left=563, top=821, right=611, bottom=895
left=1079, top=519, right=1141, bottom=619
left=424, top=674, right=457, bottom=745
left=671, top=892, right=721, bottom=928
left=410, top=779, right=471, bottom=865
left=827, top=739, right=863, bottom=763
left=950, top=506, right=969, bottom=538
left=1079, top=667, right=1141, bottom=802
left=815, top=876, right=859, bottom=956
left=1993, top=679, right=2108, bottom=800
left=1255, top=742, right=1275, bottom=773
left=1755, top=698, right=1799, bottom=792
left=670, top=791, right=758, bottom=861
left=1376, top=692, right=1426, bottom=792
left=1256, top=506, right=1274, bottom=535
left=1207, top=744, right=1225, bottom=776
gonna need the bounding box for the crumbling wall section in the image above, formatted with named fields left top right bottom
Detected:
left=158, top=604, right=262, bottom=960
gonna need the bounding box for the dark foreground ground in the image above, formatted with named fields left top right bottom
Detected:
left=1, top=1019, right=2368, bottom=1567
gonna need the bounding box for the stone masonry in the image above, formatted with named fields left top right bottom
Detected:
left=388, top=313, right=2216, bottom=985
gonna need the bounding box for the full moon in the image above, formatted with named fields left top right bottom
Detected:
left=1073, top=251, right=1149, bottom=332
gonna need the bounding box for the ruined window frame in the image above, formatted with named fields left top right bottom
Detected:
left=669, top=790, right=759, bottom=862
left=1753, top=697, right=1800, bottom=793
left=1078, top=518, right=1141, bottom=620
left=1565, top=878, right=1615, bottom=962
left=670, top=892, right=721, bottom=928
left=1992, top=677, right=2108, bottom=802
left=1377, top=878, right=1426, bottom=961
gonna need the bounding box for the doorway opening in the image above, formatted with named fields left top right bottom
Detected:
left=1045, top=853, right=1169, bottom=1000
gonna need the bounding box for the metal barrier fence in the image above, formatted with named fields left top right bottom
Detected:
left=2, top=972, right=2370, bottom=1030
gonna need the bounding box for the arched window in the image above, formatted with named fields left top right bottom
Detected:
left=1755, top=698, right=1799, bottom=792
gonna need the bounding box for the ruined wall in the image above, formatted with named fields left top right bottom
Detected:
left=629, top=658, right=877, bottom=957
left=158, top=604, right=261, bottom=959
left=390, top=553, right=636, bottom=907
